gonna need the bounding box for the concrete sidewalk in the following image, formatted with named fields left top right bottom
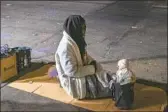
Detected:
left=2, top=64, right=167, bottom=111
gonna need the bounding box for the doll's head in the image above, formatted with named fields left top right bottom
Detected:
left=117, top=59, right=129, bottom=70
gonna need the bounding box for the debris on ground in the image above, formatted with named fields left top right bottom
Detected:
left=6, top=4, right=12, bottom=6
left=29, top=81, right=33, bottom=84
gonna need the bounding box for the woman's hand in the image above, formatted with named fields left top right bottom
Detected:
left=89, top=60, right=97, bottom=72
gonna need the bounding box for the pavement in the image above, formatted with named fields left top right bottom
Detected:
left=1, top=86, right=90, bottom=111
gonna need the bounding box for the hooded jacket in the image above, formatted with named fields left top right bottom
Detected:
left=55, top=31, right=95, bottom=99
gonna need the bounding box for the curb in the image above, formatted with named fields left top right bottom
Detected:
left=136, top=78, right=167, bottom=91
left=99, top=55, right=167, bottom=64
left=152, top=5, right=168, bottom=9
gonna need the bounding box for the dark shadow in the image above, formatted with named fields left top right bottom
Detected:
left=16, top=64, right=49, bottom=80
left=1, top=62, right=45, bottom=88
left=17, top=62, right=45, bottom=76
left=136, top=78, right=167, bottom=92
left=12, top=62, right=59, bottom=84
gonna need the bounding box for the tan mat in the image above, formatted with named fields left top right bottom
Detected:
left=34, top=83, right=74, bottom=103
left=7, top=64, right=167, bottom=111
left=8, top=64, right=52, bottom=93
left=70, top=98, right=111, bottom=111
left=8, top=82, right=42, bottom=93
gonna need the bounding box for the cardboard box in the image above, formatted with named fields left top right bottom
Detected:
left=0, top=53, right=18, bottom=82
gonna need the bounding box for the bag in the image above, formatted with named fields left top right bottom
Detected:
left=48, top=65, right=58, bottom=78
left=11, top=47, right=31, bottom=72
left=47, top=65, right=62, bottom=88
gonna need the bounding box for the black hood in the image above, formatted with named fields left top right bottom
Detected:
left=63, top=15, right=87, bottom=60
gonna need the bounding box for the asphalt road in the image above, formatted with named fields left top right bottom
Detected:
left=1, top=1, right=167, bottom=62
left=1, top=86, right=90, bottom=111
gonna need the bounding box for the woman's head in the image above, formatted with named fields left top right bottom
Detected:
left=117, top=59, right=129, bottom=70
left=63, top=15, right=87, bottom=59
left=63, top=15, right=86, bottom=38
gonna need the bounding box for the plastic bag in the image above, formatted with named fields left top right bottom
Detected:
left=48, top=65, right=58, bottom=78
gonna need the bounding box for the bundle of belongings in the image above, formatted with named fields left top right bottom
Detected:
left=47, top=65, right=62, bottom=87
left=1, top=44, right=18, bottom=82
left=10, top=46, right=32, bottom=72
left=48, top=65, right=58, bottom=78
left=0, top=44, right=31, bottom=71
left=0, top=44, right=13, bottom=58
left=1, top=44, right=32, bottom=81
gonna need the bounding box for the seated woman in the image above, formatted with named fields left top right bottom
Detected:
left=55, top=15, right=114, bottom=99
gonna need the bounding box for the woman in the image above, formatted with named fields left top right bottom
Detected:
left=55, top=15, right=114, bottom=99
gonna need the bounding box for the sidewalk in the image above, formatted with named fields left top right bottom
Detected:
left=101, top=57, right=167, bottom=84
left=4, top=64, right=167, bottom=111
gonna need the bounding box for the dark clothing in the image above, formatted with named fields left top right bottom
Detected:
left=85, top=74, right=112, bottom=99
left=63, top=15, right=86, bottom=60
left=113, top=82, right=134, bottom=110
left=163, top=105, right=168, bottom=112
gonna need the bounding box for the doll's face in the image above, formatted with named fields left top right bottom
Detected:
left=118, top=59, right=128, bottom=70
